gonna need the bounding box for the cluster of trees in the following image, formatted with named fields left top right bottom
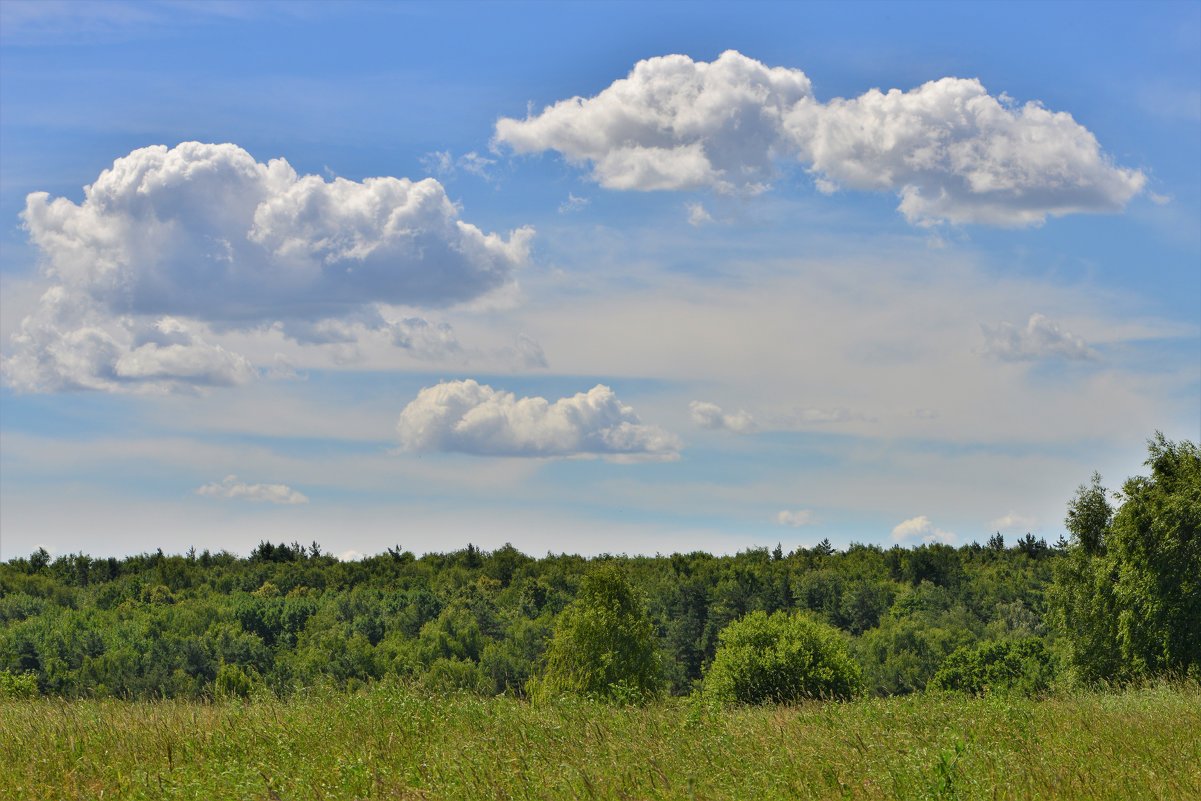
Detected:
left=1, top=435, right=1196, bottom=703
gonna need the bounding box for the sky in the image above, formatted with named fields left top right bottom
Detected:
left=1, top=0, right=1198, bottom=561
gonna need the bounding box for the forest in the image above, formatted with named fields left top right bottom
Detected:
left=3, top=434, right=1197, bottom=704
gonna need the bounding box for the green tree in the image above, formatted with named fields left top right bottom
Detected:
left=702, top=610, right=861, bottom=704
left=1050, top=435, right=1201, bottom=682
left=1066, top=472, right=1112, bottom=556
left=537, top=564, right=661, bottom=702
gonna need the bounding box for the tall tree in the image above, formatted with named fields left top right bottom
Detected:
left=1051, top=435, right=1201, bottom=682
left=537, top=564, right=661, bottom=701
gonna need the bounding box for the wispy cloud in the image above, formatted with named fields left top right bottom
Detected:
left=891, top=515, right=955, bottom=544
left=196, top=475, right=309, bottom=505
left=690, top=401, right=756, bottom=433
left=686, top=202, right=714, bottom=226
left=990, top=511, right=1036, bottom=531
left=558, top=193, right=591, bottom=214
left=423, top=149, right=497, bottom=181
left=981, top=313, right=1094, bottom=361
left=777, top=509, right=814, bottom=527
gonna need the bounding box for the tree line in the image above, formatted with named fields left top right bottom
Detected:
left=1, top=434, right=1196, bottom=702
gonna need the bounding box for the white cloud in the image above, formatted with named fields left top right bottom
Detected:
left=891, top=515, right=956, bottom=544
left=690, top=400, right=757, bottom=433
left=776, top=509, right=814, bottom=527
left=4, top=142, right=534, bottom=392
left=196, top=475, right=309, bottom=505
left=397, top=380, right=680, bottom=459
left=690, top=400, right=872, bottom=432
left=981, top=313, right=1094, bottom=361
left=496, top=51, right=809, bottom=194
left=686, top=202, right=714, bottom=226
left=496, top=50, right=1144, bottom=225
left=990, top=511, right=1036, bottom=531
left=4, top=294, right=256, bottom=393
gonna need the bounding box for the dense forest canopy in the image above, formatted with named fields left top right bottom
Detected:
left=2, top=435, right=1197, bottom=702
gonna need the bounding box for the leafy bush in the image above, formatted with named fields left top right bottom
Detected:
left=537, top=564, right=661, bottom=702
left=702, top=611, right=861, bottom=704
left=929, top=637, right=1057, bottom=696
left=213, top=662, right=255, bottom=699
left=0, top=669, right=38, bottom=699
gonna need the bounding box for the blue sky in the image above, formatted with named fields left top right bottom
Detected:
left=1, top=0, right=1198, bottom=560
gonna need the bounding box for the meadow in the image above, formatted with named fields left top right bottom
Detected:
left=2, top=682, right=1198, bottom=800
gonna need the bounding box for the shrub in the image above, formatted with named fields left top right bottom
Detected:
left=929, top=638, right=1057, bottom=696
left=421, top=657, right=485, bottom=694
left=213, top=662, right=255, bottom=699
left=702, top=611, right=861, bottom=704
left=0, top=669, right=39, bottom=699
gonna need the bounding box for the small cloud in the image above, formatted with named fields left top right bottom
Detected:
left=558, top=193, right=590, bottom=214
left=458, top=151, right=496, bottom=180
left=777, top=509, right=814, bottom=527
left=196, top=475, right=309, bottom=505
left=397, top=380, right=680, bottom=460
left=686, top=202, right=714, bottom=226
left=911, top=408, right=939, bottom=420
left=786, top=407, right=872, bottom=425
left=1148, top=191, right=1172, bottom=206
left=990, top=512, right=1035, bottom=531
left=421, top=149, right=496, bottom=181
left=981, top=313, right=1094, bottom=361
left=420, top=149, right=456, bottom=177
left=813, top=177, right=839, bottom=195
left=387, top=317, right=463, bottom=362
left=690, top=400, right=757, bottom=433
left=338, top=549, right=364, bottom=562
left=891, top=515, right=955, bottom=544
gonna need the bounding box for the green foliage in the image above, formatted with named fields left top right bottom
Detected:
left=1066, top=472, right=1113, bottom=556
left=1051, top=435, right=1201, bottom=683
left=855, top=582, right=981, bottom=695
left=213, top=662, right=255, bottom=699
left=537, top=564, right=661, bottom=702
left=929, top=638, right=1057, bottom=696
left=0, top=534, right=1061, bottom=701
left=0, top=669, right=38, bottom=699
left=702, top=610, right=861, bottom=703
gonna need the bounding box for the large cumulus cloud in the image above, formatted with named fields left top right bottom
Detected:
left=495, top=50, right=1145, bottom=226
left=397, top=380, right=680, bottom=459
left=5, top=142, right=533, bottom=392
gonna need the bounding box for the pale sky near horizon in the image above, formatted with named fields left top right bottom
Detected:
left=1, top=0, right=1198, bottom=561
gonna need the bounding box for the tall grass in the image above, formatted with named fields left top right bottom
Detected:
left=2, top=683, right=1197, bottom=800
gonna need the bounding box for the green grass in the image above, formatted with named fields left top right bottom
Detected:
left=2, top=684, right=1198, bottom=800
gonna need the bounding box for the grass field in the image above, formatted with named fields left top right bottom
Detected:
left=2, top=684, right=1198, bottom=800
